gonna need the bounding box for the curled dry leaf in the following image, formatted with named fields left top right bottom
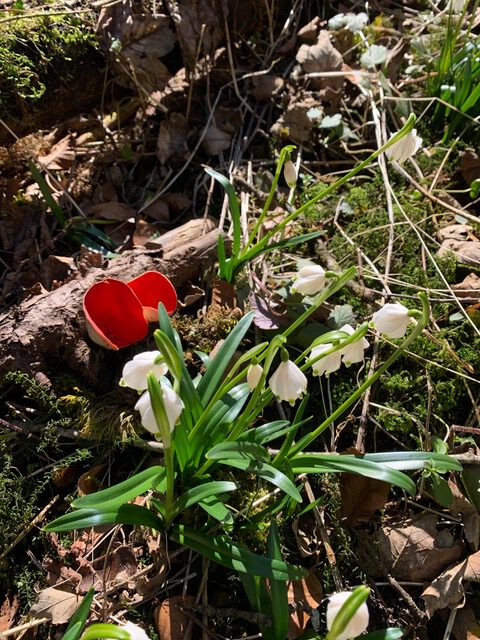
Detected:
left=29, top=587, right=81, bottom=624
left=357, top=512, right=464, bottom=581
left=77, top=464, right=107, bottom=496
left=292, top=516, right=320, bottom=558
left=154, top=595, right=195, bottom=640
left=452, top=273, right=480, bottom=300
left=437, top=239, right=480, bottom=266
left=447, top=478, right=480, bottom=549
left=296, top=30, right=343, bottom=91
left=251, top=74, right=284, bottom=101
left=422, top=550, right=480, bottom=617
left=460, top=149, right=480, bottom=185
left=0, top=594, right=19, bottom=632
left=452, top=604, right=480, bottom=640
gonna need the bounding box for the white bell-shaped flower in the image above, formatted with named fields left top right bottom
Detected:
left=121, top=351, right=168, bottom=391
left=372, top=302, right=410, bottom=338
left=121, top=622, right=151, bottom=640
left=247, top=363, right=263, bottom=391
left=339, top=324, right=369, bottom=366
left=283, top=160, right=297, bottom=188
left=269, top=360, right=307, bottom=406
left=134, top=384, right=184, bottom=435
left=385, top=128, right=422, bottom=163
left=292, top=265, right=327, bottom=296
left=326, top=591, right=369, bottom=640
left=310, top=343, right=342, bottom=377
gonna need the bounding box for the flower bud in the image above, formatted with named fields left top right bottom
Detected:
left=283, top=159, right=297, bottom=188
left=292, top=265, right=327, bottom=296
left=120, top=351, right=168, bottom=390
left=339, top=324, right=369, bottom=366
left=372, top=302, right=410, bottom=338
left=269, top=360, right=307, bottom=405
left=247, top=363, right=263, bottom=391
left=326, top=591, right=369, bottom=640
left=386, top=128, right=422, bottom=163
left=310, top=343, right=342, bottom=377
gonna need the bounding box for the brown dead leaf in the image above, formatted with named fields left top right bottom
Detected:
left=422, top=550, right=480, bottom=616
left=251, top=74, right=284, bottom=101
left=39, top=255, right=75, bottom=290
left=210, top=279, right=237, bottom=310
left=104, top=545, right=137, bottom=586
left=271, top=97, right=318, bottom=144
left=173, top=0, right=222, bottom=69
left=164, top=192, right=192, bottom=213
left=296, top=30, right=343, bottom=91
left=202, top=123, right=232, bottom=155
left=29, top=587, right=81, bottom=624
left=154, top=595, right=195, bottom=640
left=77, top=464, right=107, bottom=497
left=143, top=199, right=170, bottom=222
left=89, top=202, right=136, bottom=221
left=437, top=239, right=480, bottom=266
left=157, top=113, right=189, bottom=165
left=287, top=573, right=323, bottom=639
left=358, top=512, right=464, bottom=581
left=460, top=150, right=480, bottom=185
left=177, top=283, right=205, bottom=309
left=297, top=17, right=320, bottom=43
left=0, top=594, right=19, bottom=632
left=438, top=224, right=476, bottom=242
left=452, top=605, right=480, bottom=640
left=447, top=478, right=480, bottom=549
left=452, top=273, right=480, bottom=300
left=340, top=474, right=391, bottom=527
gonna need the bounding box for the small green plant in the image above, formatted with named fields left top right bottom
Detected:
left=426, top=5, right=480, bottom=141
left=208, top=116, right=418, bottom=283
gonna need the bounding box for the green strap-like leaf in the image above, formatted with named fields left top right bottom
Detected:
left=174, top=481, right=237, bottom=514
left=196, top=312, right=254, bottom=406
left=363, top=452, right=462, bottom=473
left=291, top=454, right=416, bottom=495
left=198, top=495, right=234, bottom=525
left=44, top=504, right=164, bottom=533
left=362, top=629, right=404, bottom=639
left=218, top=458, right=302, bottom=503
left=267, top=523, right=289, bottom=640
left=72, top=466, right=166, bottom=510
left=63, top=588, right=94, bottom=640
left=170, top=524, right=306, bottom=580
left=206, top=440, right=270, bottom=462
left=205, top=168, right=242, bottom=257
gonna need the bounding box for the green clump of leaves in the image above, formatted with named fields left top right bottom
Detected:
left=0, top=14, right=98, bottom=116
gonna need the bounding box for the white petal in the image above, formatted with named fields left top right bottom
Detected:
left=269, top=360, right=307, bottom=405
left=372, top=303, right=410, bottom=338
left=121, top=351, right=168, bottom=390
left=162, top=385, right=184, bottom=432
left=121, top=622, right=152, bottom=640
left=326, top=591, right=369, bottom=640
left=310, top=344, right=342, bottom=376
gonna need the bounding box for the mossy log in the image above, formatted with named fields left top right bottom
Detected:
left=0, top=219, right=220, bottom=388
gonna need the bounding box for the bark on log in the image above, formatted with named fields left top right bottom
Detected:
left=0, top=219, right=220, bottom=388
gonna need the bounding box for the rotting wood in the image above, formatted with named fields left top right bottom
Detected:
left=0, top=219, right=220, bottom=388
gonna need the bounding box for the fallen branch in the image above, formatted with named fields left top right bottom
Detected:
left=0, top=219, right=220, bottom=387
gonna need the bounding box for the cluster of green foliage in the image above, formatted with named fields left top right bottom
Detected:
left=0, top=13, right=98, bottom=115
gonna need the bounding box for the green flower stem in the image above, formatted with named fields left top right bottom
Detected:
left=164, top=444, right=175, bottom=525
left=325, top=587, right=370, bottom=640
left=244, top=145, right=295, bottom=251
left=240, top=114, right=416, bottom=265
left=289, top=292, right=430, bottom=457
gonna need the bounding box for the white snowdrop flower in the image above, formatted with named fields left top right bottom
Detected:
left=120, top=622, right=151, bottom=640
left=247, top=363, right=263, bottom=391
left=134, top=385, right=184, bottom=435
left=283, top=160, right=298, bottom=188
left=310, top=343, right=342, bottom=377
left=385, top=128, right=422, bottom=163
left=120, top=351, right=168, bottom=391
left=372, top=302, right=410, bottom=339
left=326, top=591, right=369, bottom=640
left=292, top=265, right=327, bottom=296
left=269, top=360, right=307, bottom=406
left=339, top=324, right=369, bottom=367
